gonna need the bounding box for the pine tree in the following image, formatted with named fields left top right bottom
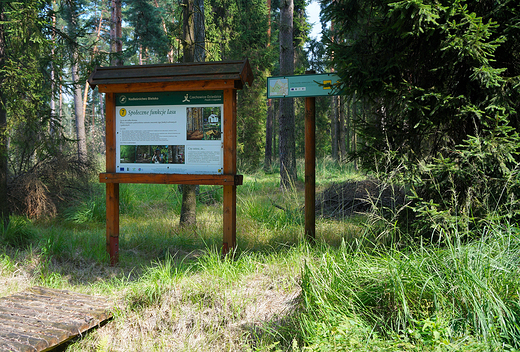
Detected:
left=126, top=0, right=169, bottom=63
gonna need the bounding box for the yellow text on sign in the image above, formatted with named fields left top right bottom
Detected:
left=323, top=80, right=332, bottom=89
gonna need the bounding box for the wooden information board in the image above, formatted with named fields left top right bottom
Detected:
left=88, top=60, right=253, bottom=265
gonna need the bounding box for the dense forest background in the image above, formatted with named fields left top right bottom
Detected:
left=1, top=0, right=520, bottom=238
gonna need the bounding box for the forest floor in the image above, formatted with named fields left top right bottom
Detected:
left=1, top=161, right=511, bottom=351
left=0, top=162, right=362, bottom=351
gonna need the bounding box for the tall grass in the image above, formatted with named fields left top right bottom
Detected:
left=295, top=225, right=520, bottom=351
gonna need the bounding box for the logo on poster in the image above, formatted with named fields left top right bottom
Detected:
left=119, top=108, right=127, bottom=117
left=119, top=95, right=127, bottom=104
left=182, top=94, right=190, bottom=103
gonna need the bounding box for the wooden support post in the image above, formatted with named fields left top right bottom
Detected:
left=222, top=88, right=237, bottom=255
left=105, top=93, right=119, bottom=265
left=305, top=78, right=316, bottom=244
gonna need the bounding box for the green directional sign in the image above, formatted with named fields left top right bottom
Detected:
left=267, top=73, right=341, bottom=98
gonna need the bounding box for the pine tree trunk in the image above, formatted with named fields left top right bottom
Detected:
left=72, top=59, right=87, bottom=165
left=180, top=184, right=197, bottom=226
left=50, top=1, right=57, bottom=135
left=180, top=0, right=205, bottom=226
left=279, top=0, right=296, bottom=189
left=264, top=100, right=273, bottom=171
left=194, top=0, right=205, bottom=62
left=345, top=97, right=351, bottom=155
left=339, top=96, right=346, bottom=161
left=0, top=3, right=9, bottom=229
left=65, top=3, right=87, bottom=165
left=264, top=0, right=273, bottom=171
left=331, top=96, right=339, bottom=161
left=182, top=0, right=195, bottom=63
left=110, top=0, right=123, bottom=66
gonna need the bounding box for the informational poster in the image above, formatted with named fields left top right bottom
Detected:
left=115, top=91, right=224, bottom=174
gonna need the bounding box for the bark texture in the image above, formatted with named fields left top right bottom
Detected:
left=279, top=0, right=296, bottom=188
left=110, top=0, right=123, bottom=66
left=0, top=3, right=9, bottom=228
left=180, top=0, right=205, bottom=226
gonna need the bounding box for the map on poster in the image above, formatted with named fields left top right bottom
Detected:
left=115, top=91, right=224, bottom=174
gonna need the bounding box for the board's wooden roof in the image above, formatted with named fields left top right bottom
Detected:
left=88, top=59, right=253, bottom=90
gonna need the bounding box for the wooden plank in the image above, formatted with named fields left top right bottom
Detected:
left=222, top=89, right=237, bottom=254
left=305, top=96, right=316, bottom=244
left=99, top=173, right=243, bottom=186
left=89, top=60, right=246, bottom=80
left=105, top=93, right=116, bottom=173
left=89, top=60, right=253, bottom=91
left=0, top=286, right=112, bottom=352
left=91, top=60, right=245, bottom=78
left=95, top=79, right=241, bottom=94
left=105, top=92, right=119, bottom=265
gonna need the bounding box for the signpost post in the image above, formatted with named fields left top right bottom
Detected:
left=267, top=71, right=341, bottom=243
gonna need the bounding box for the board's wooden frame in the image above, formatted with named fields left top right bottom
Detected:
left=88, top=60, right=253, bottom=265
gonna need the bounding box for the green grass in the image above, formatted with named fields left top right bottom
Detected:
left=0, top=159, right=519, bottom=351
left=294, top=226, right=520, bottom=351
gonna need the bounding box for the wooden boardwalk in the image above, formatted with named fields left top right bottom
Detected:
left=0, top=286, right=113, bottom=352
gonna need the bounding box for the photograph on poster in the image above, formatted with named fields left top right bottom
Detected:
left=186, top=106, right=222, bottom=141
left=120, top=145, right=185, bottom=164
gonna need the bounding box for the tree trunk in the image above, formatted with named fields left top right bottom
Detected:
left=264, top=100, right=273, bottom=171
left=50, top=1, right=57, bottom=136
left=339, top=96, right=346, bottom=161
left=331, top=95, right=339, bottom=161
left=264, top=0, right=273, bottom=171
left=110, top=0, right=123, bottom=66
left=182, top=0, right=195, bottom=63
left=193, top=0, right=205, bottom=62
left=0, top=3, right=9, bottom=229
left=65, top=1, right=87, bottom=165
left=267, top=0, right=272, bottom=42
left=345, top=96, right=351, bottom=155
left=279, top=0, right=296, bottom=189
left=81, top=8, right=104, bottom=125
left=180, top=0, right=205, bottom=226
left=180, top=184, right=197, bottom=226
left=72, top=59, right=87, bottom=165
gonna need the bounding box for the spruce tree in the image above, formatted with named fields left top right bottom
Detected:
left=323, top=0, right=520, bottom=228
